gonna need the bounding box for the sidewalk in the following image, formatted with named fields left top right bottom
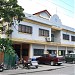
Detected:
left=0, top=63, right=73, bottom=75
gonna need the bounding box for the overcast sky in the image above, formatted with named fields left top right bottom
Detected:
left=18, top=0, right=75, bottom=28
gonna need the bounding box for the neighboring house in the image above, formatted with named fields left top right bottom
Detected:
left=1, top=10, right=75, bottom=61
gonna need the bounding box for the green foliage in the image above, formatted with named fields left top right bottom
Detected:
left=0, top=0, right=25, bottom=23
left=0, top=38, right=15, bottom=56
left=0, top=0, right=25, bottom=56
left=0, top=26, right=3, bottom=31
left=6, top=29, right=13, bottom=34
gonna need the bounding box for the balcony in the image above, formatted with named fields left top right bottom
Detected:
left=51, top=37, right=60, bottom=43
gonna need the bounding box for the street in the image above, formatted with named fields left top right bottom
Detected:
left=20, top=64, right=75, bottom=75
left=0, top=63, right=75, bottom=75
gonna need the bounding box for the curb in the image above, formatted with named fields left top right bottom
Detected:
left=8, top=65, right=72, bottom=75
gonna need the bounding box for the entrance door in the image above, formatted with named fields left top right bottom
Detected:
left=22, top=44, right=29, bottom=62
left=22, top=49, right=29, bottom=62
left=13, top=44, right=29, bottom=62
left=13, top=44, right=20, bottom=58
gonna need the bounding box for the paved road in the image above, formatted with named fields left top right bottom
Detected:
left=0, top=63, right=74, bottom=75
left=20, top=64, right=75, bottom=75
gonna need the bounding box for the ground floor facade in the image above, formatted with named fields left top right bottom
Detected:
left=12, top=41, right=75, bottom=62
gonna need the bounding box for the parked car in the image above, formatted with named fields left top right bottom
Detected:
left=65, top=53, right=75, bottom=64
left=36, top=54, right=63, bottom=66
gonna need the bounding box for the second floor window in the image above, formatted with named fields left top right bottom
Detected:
left=18, top=24, right=32, bottom=34
left=63, top=34, right=69, bottom=40
left=39, top=28, right=49, bottom=37
left=71, top=36, right=75, bottom=41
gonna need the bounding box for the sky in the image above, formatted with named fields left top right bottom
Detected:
left=18, top=0, right=75, bottom=28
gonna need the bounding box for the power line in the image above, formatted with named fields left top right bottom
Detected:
left=32, top=0, right=74, bottom=18
left=59, top=0, right=73, bottom=8
left=32, top=0, right=74, bottom=14
left=46, top=0, right=74, bottom=13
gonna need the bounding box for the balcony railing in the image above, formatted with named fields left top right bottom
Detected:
left=51, top=37, right=60, bottom=43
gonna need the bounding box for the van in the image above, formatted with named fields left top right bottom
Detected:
left=65, top=53, right=75, bottom=64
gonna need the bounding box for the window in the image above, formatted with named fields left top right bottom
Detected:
left=58, top=50, right=65, bottom=56
left=18, top=24, right=32, bottom=34
left=47, top=50, right=56, bottom=55
left=71, top=36, right=75, bottom=41
left=39, top=28, right=49, bottom=37
left=51, top=34, right=54, bottom=37
left=22, top=25, right=25, bottom=32
left=18, top=25, right=21, bottom=32
left=63, top=34, right=69, bottom=40
left=34, top=49, right=44, bottom=56
left=51, top=34, right=54, bottom=42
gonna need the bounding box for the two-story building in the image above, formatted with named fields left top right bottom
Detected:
left=3, top=10, right=75, bottom=61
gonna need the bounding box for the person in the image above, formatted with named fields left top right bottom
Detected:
left=21, top=58, right=27, bottom=68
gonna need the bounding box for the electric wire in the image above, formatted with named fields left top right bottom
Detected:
left=58, top=0, right=73, bottom=8
left=46, top=0, right=74, bottom=13
left=31, top=0, right=74, bottom=18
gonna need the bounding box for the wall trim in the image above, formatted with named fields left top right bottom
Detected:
left=11, top=38, right=75, bottom=48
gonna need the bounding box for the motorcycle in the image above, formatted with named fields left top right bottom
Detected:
left=18, top=59, right=31, bottom=69
left=23, top=62, right=31, bottom=69
left=29, top=58, right=38, bottom=69
left=0, top=63, right=4, bottom=72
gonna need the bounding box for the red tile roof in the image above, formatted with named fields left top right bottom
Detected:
left=33, top=10, right=51, bottom=16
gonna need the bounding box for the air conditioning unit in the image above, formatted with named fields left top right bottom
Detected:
left=45, top=37, right=51, bottom=42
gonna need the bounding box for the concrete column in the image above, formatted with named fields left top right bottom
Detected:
left=73, top=48, right=75, bottom=53
left=29, top=44, right=33, bottom=58
left=20, top=43, right=22, bottom=60
left=57, top=46, right=58, bottom=57
left=65, top=47, right=67, bottom=54
left=44, top=45, right=48, bottom=54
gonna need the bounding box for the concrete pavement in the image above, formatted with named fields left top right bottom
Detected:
left=0, top=63, right=74, bottom=75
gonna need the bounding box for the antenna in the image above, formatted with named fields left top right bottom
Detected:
left=56, top=7, right=57, bottom=14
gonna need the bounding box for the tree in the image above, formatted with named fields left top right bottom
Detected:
left=0, top=38, right=15, bottom=56
left=0, top=0, right=25, bottom=35
left=0, top=0, right=25, bottom=55
left=0, top=0, right=25, bottom=22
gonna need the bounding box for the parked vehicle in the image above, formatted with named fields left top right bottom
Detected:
left=29, top=58, right=38, bottom=68
left=23, top=62, right=31, bottom=69
left=19, top=58, right=39, bottom=69
left=0, top=63, right=4, bottom=72
left=36, top=54, right=62, bottom=66
left=65, top=53, right=75, bottom=64
left=18, top=59, right=31, bottom=69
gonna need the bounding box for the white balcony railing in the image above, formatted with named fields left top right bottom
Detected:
left=51, top=37, right=60, bottom=43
